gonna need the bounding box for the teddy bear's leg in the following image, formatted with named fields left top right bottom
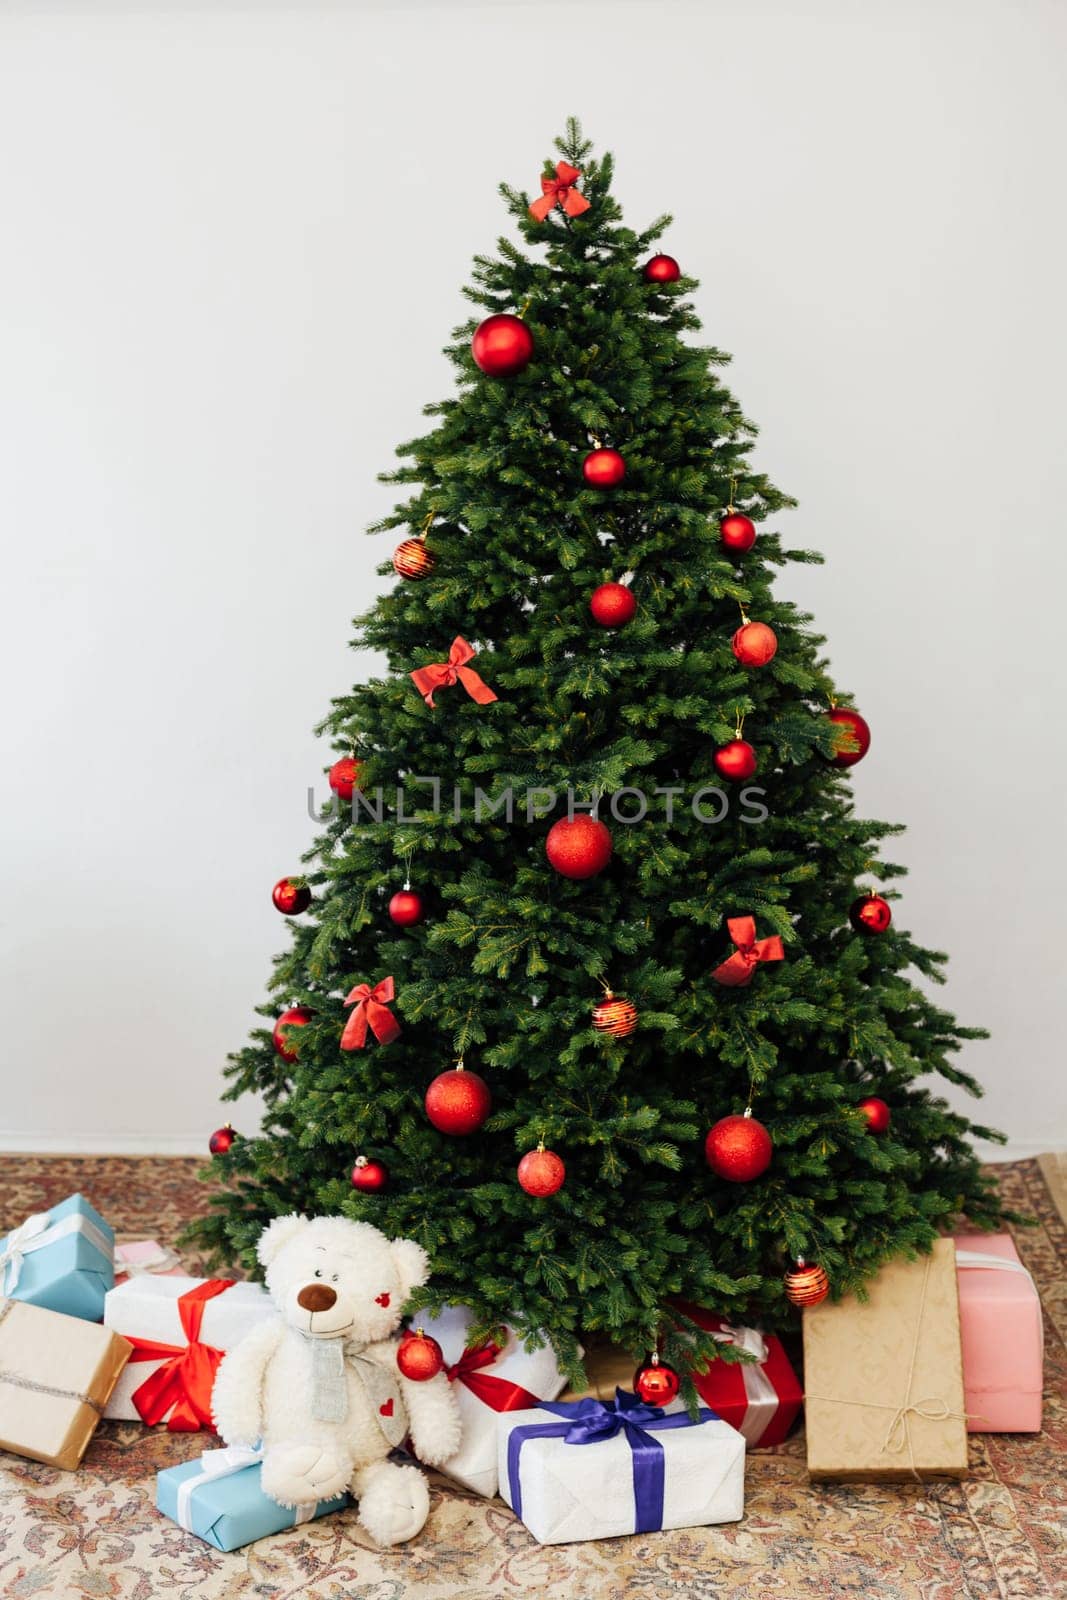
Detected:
left=260, top=1442, right=354, bottom=1509
left=351, top=1459, right=431, bottom=1546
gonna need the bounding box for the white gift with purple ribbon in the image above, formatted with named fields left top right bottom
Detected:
left=497, top=1387, right=745, bottom=1545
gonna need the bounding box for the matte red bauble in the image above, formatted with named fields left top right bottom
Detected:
left=545, top=815, right=613, bottom=879
left=633, top=1353, right=681, bottom=1406
left=713, top=739, right=757, bottom=781
left=858, top=1096, right=892, bottom=1134
left=350, top=1155, right=389, bottom=1191
left=517, top=1147, right=566, bottom=1196
left=471, top=314, right=534, bottom=377
left=328, top=757, right=363, bottom=801
left=590, top=582, right=636, bottom=628
left=592, top=993, right=638, bottom=1038
left=731, top=620, right=778, bottom=668
left=826, top=708, right=871, bottom=767
left=784, top=1258, right=830, bottom=1308
left=720, top=512, right=757, bottom=553
left=396, top=1330, right=445, bottom=1381
left=582, top=448, right=627, bottom=488
left=272, top=1006, right=313, bottom=1061
left=850, top=893, right=891, bottom=934
left=393, top=538, right=435, bottom=580
left=704, top=1113, right=773, bottom=1182
left=208, top=1124, right=236, bottom=1156
left=388, top=889, right=425, bottom=927
left=272, top=877, right=311, bottom=915
left=642, top=253, right=681, bottom=283
left=425, top=1067, right=492, bottom=1135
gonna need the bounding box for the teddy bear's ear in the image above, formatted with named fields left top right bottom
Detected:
left=390, top=1236, right=430, bottom=1301
left=256, top=1212, right=309, bottom=1268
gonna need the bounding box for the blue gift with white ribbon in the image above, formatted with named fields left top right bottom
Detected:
left=497, top=1387, right=746, bottom=1545
left=0, top=1193, right=114, bottom=1321
left=156, top=1446, right=348, bottom=1551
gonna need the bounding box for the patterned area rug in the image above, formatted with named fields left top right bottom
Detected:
left=1, top=1155, right=1063, bottom=1600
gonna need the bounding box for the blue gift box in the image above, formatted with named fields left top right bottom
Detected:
left=156, top=1450, right=348, bottom=1551
left=0, top=1192, right=114, bottom=1321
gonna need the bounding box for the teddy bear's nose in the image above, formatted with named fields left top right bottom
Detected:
left=297, top=1283, right=337, bottom=1312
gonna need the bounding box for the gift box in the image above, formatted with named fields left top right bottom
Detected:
left=674, top=1300, right=802, bottom=1447
left=114, top=1240, right=184, bottom=1285
left=803, top=1238, right=969, bottom=1481
left=0, top=1193, right=114, bottom=1320
left=156, top=1446, right=348, bottom=1551
left=104, top=1274, right=274, bottom=1427
left=0, top=1297, right=131, bottom=1469
left=418, top=1305, right=573, bottom=1497
left=497, top=1388, right=745, bottom=1545
left=953, top=1233, right=1043, bottom=1432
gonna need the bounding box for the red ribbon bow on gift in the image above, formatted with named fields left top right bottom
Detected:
left=446, top=1338, right=540, bottom=1413
left=341, top=977, right=401, bottom=1050
left=128, top=1278, right=235, bottom=1431
left=529, top=161, right=591, bottom=222
left=711, top=916, right=785, bottom=988
left=410, top=638, right=498, bottom=710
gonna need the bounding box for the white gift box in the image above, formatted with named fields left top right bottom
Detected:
left=497, top=1394, right=746, bottom=1545
left=103, top=1274, right=273, bottom=1424
left=417, top=1305, right=573, bottom=1497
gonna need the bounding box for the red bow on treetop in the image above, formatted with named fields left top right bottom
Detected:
left=529, top=161, right=591, bottom=222
left=127, top=1278, right=235, bottom=1430
left=410, top=638, right=498, bottom=710
left=341, top=977, right=401, bottom=1050
left=712, top=916, right=785, bottom=988
left=446, top=1338, right=540, bottom=1413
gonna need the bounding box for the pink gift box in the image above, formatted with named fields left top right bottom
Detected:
left=953, top=1233, right=1043, bottom=1432
left=113, top=1240, right=185, bottom=1285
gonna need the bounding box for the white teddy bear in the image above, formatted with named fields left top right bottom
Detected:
left=211, top=1213, right=462, bottom=1546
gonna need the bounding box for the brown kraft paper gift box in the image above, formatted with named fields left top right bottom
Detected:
left=803, top=1237, right=969, bottom=1481
left=0, top=1297, right=132, bottom=1470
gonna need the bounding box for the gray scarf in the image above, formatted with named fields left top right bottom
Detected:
left=299, top=1335, right=408, bottom=1448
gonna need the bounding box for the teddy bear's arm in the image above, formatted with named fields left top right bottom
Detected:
left=363, top=1340, right=463, bottom=1467
left=211, top=1317, right=285, bottom=1445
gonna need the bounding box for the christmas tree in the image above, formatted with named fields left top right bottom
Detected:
left=189, top=121, right=1007, bottom=1382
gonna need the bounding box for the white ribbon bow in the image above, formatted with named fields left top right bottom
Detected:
left=0, top=1207, right=114, bottom=1295
left=175, top=1444, right=318, bottom=1533
left=711, top=1321, right=768, bottom=1363
left=710, top=1321, right=777, bottom=1446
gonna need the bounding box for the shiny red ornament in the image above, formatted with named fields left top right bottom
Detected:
left=208, top=1124, right=236, bottom=1156
left=592, top=993, right=638, bottom=1038
left=545, top=814, right=613, bottom=880
left=704, top=1112, right=773, bottom=1182
left=396, top=1330, right=445, bottom=1381
left=350, top=1155, right=389, bottom=1191
left=272, top=1006, right=313, bottom=1061
left=582, top=448, right=626, bottom=488
left=858, top=1096, right=892, bottom=1134
left=643, top=254, right=681, bottom=284
left=272, top=877, right=311, bottom=915
left=393, top=538, right=435, bottom=581
left=471, top=314, right=534, bottom=378
left=826, top=708, right=871, bottom=767
left=784, top=1258, right=830, bottom=1308
left=714, top=739, right=757, bottom=781
left=517, top=1147, right=566, bottom=1196
left=425, top=1067, right=492, bottom=1135
left=328, top=757, right=362, bottom=802
left=850, top=893, right=892, bottom=935
left=632, top=1353, right=681, bottom=1406
left=388, top=889, right=425, bottom=927
left=720, top=512, right=757, bottom=554
left=589, top=582, right=636, bottom=628
left=731, top=620, right=778, bottom=668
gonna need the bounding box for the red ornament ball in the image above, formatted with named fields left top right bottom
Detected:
left=328, top=757, right=363, bottom=801
left=720, top=512, right=757, bottom=554
left=350, top=1155, right=389, bottom=1191
left=517, top=1147, right=566, bottom=1196
left=582, top=447, right=627, bottom=488
left=858, top=1096, right=892, bottom=1134
left=393, top=538, right=435, bottom=581
left=633, top=1354, right=681, bottom=1406
left=471, top=314, right=534, bottom=378
left=590, top=582, right=636, bottom=628
left=272, top=877, right=311, bottom=915
left=714, top=739, right=758, bottom=781
left=545, top=815, right=613, bottom=879
left=704, top=1113, right=773, bottom=1182
left=592, top=993, right=638, bottom=1038
left=272, top=1006, right=313, bottom=1061
left=642, top=254, right=681, bottom=284
left=731, top=620, right=778, bottom=668
left=850, top=893, right=892, bottom=935
left=396, top=1330, right=445, bottom=1381
left=208, top=1124, right=236, bottom=1156
left=826, top=708, right=871, bottom=768
left=784, top=1259, right=830, bottom=1308
left=388, top=889, right=425, bottom=927
left=425, top=1067, right=492, bottom=1135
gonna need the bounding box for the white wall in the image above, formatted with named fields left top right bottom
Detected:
left=1, top=0, right=1064, bottom=1157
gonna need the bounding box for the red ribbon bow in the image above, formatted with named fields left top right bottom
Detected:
left=712, top=916, right=785, bottom=988
left=128, top=1278, right=235, bottom=1430
left=410, top=638, right=498, bottom=710
left=529, top=161, right=591, bottom=222
left=341, top=977, right=401, bottom=1050
left=446, top=1338, right=540, bottom=1413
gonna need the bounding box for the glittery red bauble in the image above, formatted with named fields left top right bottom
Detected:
left=545, top=815, right=613, bottom=879
left=720, top=513, right=757, bottom=553
left=590, top=582, right=636, bottom=628
left=272, top=877, right=311, bottom=915
left=328, top=757, right=363, bottom=801
left=713, top=739, right=757, bottom=781
left=388, top=890, right=425, bottom=927
left=850, top=893, right=891, bottom=934
left=425, top=1068, right=492, bottom=1135
left=582, top=448, right=627, bottom=488
left=272, top=1006, right=313, bottom=1061
left=396, top=1330, right=445, bottom=1381
left=592, top=994, right=638, bottom=1038
left=633, top=1356, right=681, bottom=1405
left=208, top=1124, right=236, bottom=1156
left=471, top=314, right=534, bottom=377
left=517, top=1148, right=566, bottom=1196
left=704, top=1114, right=773, bottom=1182
left=642, top=254, right=681, bottom=283
left=393, top=539, right=435, bottom=580
left=731, top=621, right=778, bottom=668
left=826, top=708, right=871, bottom=767
left=784, top=1259, right=829, bottom=1308
left=350, top=1155, right=389, bottom=1191
left=858, top=1096, right=892, bottom=1134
